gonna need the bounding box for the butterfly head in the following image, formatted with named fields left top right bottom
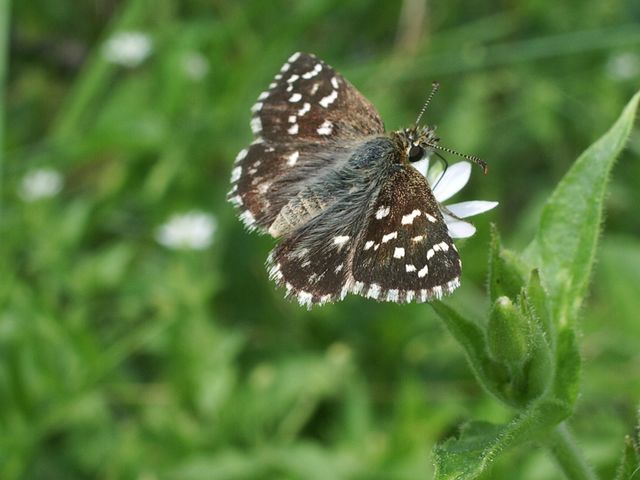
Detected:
left=395, top=126, right=439, bottom=165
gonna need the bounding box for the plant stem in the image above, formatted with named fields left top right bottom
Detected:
left=549, top=423, right=599, bottom=480
left=0, top=0, right=10, bottom=213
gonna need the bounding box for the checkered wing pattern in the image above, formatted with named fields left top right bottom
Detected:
left=228, top=52, right=385, bottom=234
left=350, top=166, right=461, bottom=303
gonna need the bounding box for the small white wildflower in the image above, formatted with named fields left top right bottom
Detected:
left=412, top=158, right=498, bottom=238
left=182, top=51, right=209, bottom=81
left=606, top=52, right=640, bottom=80
left=155, top=211, right=217, bottom=250
left=19, top=168, right=63, bottom=201
left=102, top=31, right=153, bottom=68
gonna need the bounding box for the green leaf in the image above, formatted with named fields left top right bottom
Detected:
left=614, top=436, right=640, bottom=480
left=524, top=90, right=640, bottom=328
left=614, top=411, right=640, bottom=480
left=433, top=399, right=572, bottom=480
left=525, top=269, right=555, bottom=350
left=551, top=328, right=581, bottom=407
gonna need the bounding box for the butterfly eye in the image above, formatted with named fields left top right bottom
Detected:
left=408, top=145, right=424, bottom=163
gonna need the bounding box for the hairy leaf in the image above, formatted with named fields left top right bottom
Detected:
left=524, top=90, right=640, bottom=327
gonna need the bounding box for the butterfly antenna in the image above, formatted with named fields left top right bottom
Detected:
left=415, top=81, right=440, bottom=126
left=427, top=143, right=489, bottom=174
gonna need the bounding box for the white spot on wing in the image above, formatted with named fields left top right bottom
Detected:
left=258, top=91, right=269, bottom=100
left=418, top=265, right=429, bottom=278
left=426, top=213, right=437, bottom=223
left=393, top=247, right=405, bottom=259
left=235, top=149, right=248, bottom=162
left=411, top=235, right=424, bottom=243
left=288, top=115, right=297, bottom=123
left=375, top=206, right=390, bottom=219
left=319, top=90, right=338, bottom=108
left=251, top=102, right=263, bottom=113
left=298, top=102, right=311, bottom=116
left=317, top=120, right=333, bottom=135
left=287, top=123, right=299, bottom=135
left=331, top=76, right=339, bottom=89
left=405, top=264, right=416, bottom=272
left=382, top=231, right=398, bottom=243
left=286, top=151, right=299, bottom=166
left=426, top=248, right=435, bottom=260
left=364, top=240, right=374, bottom=250
left=302, top=63, right=323, bottom=79
left=366, top=283, right=381, bottom=299
left=250, top=117, right=262, bottom=134
left=287, top=74, right=300, bottom=83
left=240, top=210, right=255, bottom=228
left=289, top=93, right=302, bottom=102
left=333, top=235, right=350, bottom=245
left=386, top=289, right=399, bottom=302
left=298, top=290, right=313, bottom=308
left=288, top=52, right=301, bottom=62
left=401, top=209, right=422, bottom=225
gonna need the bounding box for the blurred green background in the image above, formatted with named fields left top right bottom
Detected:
left=2, top=0, right=640, bottom=478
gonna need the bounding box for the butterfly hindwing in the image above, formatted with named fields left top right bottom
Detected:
left=350, top=165, right=461, bottom=303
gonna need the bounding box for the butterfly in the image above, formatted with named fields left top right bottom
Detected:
left=228, top=52, right=496, bottom=308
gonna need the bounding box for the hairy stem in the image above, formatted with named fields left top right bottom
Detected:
left=549, top=423, right=599, bottom=480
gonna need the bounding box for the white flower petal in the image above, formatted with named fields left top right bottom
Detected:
left=443, top=214, right=476, bottom=238
left=427, top=160, right=444, bottom=186
left=433, top=161, right=471, bottom=202
left=446, top=200, right=499, bottom=219
left=411, top=157, right=429, bottom=177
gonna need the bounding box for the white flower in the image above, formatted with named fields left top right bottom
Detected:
left=155, top=211, right=217, bottom=250
left=102, top=31, right=152, bottom=68
left=606, top=52, right=640, bottom=80
left=19, top=168, right=64, bottom=201
left=181, top=51, right=209, bottom=81
left=412, top=157, right=498, bottom=238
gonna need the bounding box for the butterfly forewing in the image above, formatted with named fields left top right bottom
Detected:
left=228, top=52, right=385, bottom=233
left=351, top=165, right=461, bottom=303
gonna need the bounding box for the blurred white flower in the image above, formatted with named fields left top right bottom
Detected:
left=606, top=52, right=640, bottom=80
left=19, top=168, right=64, bottom=201
left=155, top=211, right=217, bottom=250
left=102, top=31, right=152, bottom=68
left=412, top=157, right=498, bottom=238
left=182, top=51, right=209, bottom=81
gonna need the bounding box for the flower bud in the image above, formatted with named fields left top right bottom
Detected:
left=487, top=296, right=529, bottom=369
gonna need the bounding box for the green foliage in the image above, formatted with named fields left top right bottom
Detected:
left=432, top=91, right=640, bottom=480
left=525, top=91, right=640, bottom=328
